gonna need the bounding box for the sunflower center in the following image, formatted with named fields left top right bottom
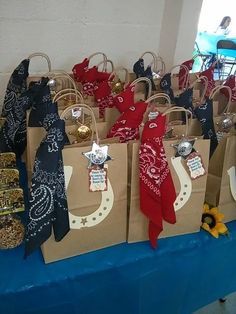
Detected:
left=202, top=213, right=216, bottom=229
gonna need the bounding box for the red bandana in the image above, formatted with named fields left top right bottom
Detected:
left=199, top=66, right=215, bottom=97
left=113, top=85, right=135, bottom=113
left=222, top=75, right=236, bottom=102
left=94, top=81, right=114, bottom=118
left=107, top=101, right=147, bottom=142
left=72, top=58, right=89, bottom=82
left=139, top=114, right=176, bottom=248
left=179, top=59, right=194, bottom=90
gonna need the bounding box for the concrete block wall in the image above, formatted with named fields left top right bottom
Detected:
left=0, top=0, right=202, bottom=107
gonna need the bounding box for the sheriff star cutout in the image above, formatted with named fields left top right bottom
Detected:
left=173, top=138, right=195, bottom=158
left=83, top=142, right=111, bottom=168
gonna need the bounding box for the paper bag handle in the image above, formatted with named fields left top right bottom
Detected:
left=190, top=75, right=209, bottom=106
left=53, top=89, right=84, bottom=104
left=169, top=64, right=190, bottom=90
left=47, top=74, right=78, bottom=102
left=155, top=55, right=166, bottom=75
left=60, top=103, right=99, bottom=144
left=163, top=106, right=193, bottom=136
left=88, top=52, right=108, bottom=72
left=130, top=77, right=152, bottom=98
left=209, top=85, right=232, bottom=113
left=108, top=66, right=129, bottom=84
left=145, top=93, right=171, bottom=104
left=97, top=59, right=114, bottom=72
left=28, top=52, right=52, bottom=72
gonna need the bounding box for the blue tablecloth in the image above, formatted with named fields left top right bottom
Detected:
left=1, top=222, right=236, bottom=314
left=1, top=162, right=235, bottom=314
left=196, top=32, right=236, bottom=58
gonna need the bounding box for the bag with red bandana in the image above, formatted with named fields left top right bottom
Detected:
left=127, top=106, right=211, bottom=246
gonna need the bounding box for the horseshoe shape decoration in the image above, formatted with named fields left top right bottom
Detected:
left=64, top=165, right=114, bottom=229
left=228, top=166, right=236, bottom=201
left=171, top=156, right=192, bottom=211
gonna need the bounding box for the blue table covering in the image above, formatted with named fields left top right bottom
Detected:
left=1, top=222, right=236, bottom=314
left=196, top=32, right=236, bottom=58
left=0, top=162, right=235, bottom=314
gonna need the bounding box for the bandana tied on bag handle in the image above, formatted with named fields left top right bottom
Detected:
left=178, top=59, right=194, bottom=90
left=25, top=84, right=69, bottom=257
left=139, top=107, right=186, bottom=248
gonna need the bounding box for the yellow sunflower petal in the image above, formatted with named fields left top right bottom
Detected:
left=209, top=207, right=219, bottom=215
left=210, top=228, right=219, bottom=238
left=215, top=222, right=228, bottom=235
left=215, top=213, right=225, bottom=222
left=201, top=222, right=211, bottom=231
left=203, top=203, right=210, bottom=213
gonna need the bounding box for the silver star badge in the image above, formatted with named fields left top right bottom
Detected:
left=83, top=142, right=111, bottom=168
left=173, top=138, right=195, bottom=158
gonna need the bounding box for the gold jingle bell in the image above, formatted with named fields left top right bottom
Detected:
left=0, top=215, right=25, bottom=249
left=75, top=125, right=92, bottom=143
left=111, top=79, right=125, bottom=94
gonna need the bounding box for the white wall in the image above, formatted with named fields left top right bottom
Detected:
left=0, top=0, right=202, bottom=106
left=174, top=0, right=203, bottom=66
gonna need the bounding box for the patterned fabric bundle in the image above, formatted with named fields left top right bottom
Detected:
left=199, top=66, right=215, bottom=97
left=222, top=75, right=236, bottom=102
left=113, top=85, right=135, bottom=113
left=94, top=81, right=114, bottom=118
left=160, top=73, right=175, bottom=103
left=139, top=114, right=176, bottom=248
left=178, top=59, right=194, bottom=90
left=194, top=99, right=218, bottom=157
left=107, top=101, right=147, bottom=143
left=25, top=96, right=69, bottom=257
left=1, top=59, right=29, bottom=117
left=133, top=58, right=156, bottom=93
left=0, top=77, right=48, bottom=156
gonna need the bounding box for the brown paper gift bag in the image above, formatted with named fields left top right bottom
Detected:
left=26, top=103, right=109, bottom=179
left=205, top=134, right=236, bottom=222
left=40, top=108, right=128, bottom=263
left=127, top=107, right=210, bottom=243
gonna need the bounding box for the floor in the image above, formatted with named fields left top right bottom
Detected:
left=194, top=292, right=236, bottom=314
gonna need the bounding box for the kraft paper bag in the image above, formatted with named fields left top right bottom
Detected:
left=41, top=141, right=128, bottom=263
left=26, top=104, right=109, bottom=174
left=127, top=138, right=210, bottom=243
left=205, top=134, right=236, bottom=222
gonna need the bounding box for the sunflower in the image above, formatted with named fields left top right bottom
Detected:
left=201, top=204, right=228, bottom=238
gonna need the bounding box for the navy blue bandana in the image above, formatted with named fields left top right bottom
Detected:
left=194, top=98, right=218, bottom=157
left=133, top=58, right=156, bottom=96
left=25, top=111, right=69, bottom=257
left=160, top=73, right=175, bottom=103
left=2, top=59, right=30, bottom=117
left=174, top=88, right=195, bottom=122
left=0, top=78, right=48, bottom=157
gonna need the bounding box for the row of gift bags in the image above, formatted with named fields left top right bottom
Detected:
left=2, top=52, right=235, bottom=263
left=25, top=95, right=235, bottom=263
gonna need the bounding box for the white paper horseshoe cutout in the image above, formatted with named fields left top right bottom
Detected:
left=64, top=165, right=114, bottom=229
left=171, top=156, right=192, bottom=211
left=228, top=166, right=236, bottom=201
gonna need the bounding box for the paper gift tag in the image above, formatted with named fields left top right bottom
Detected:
left=89, top=166, right=108, bottom=192
left=186, top=152, right=206, bottom=179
